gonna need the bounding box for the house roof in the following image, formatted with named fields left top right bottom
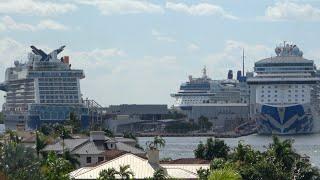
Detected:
left=69, top=153, right=209, bottom=180
left=70, top=153, right=156, bottom=179
left=115, top=142, right=145, bottom=154
left=43, top=138, right=88, bottom=153
left=72, top=141, right=106, bottom=155
left=43, top=137, right=145, bottom=156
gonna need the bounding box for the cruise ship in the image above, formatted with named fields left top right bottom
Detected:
left=247, top=43, right=320, bottom=135
left=171, top=68, right=246, bottom=107
left=0, top=45, right=89, bottom=130
left=171, top=67, right=249, bottom=127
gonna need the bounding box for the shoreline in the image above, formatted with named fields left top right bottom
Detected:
left=134, top=131, right=256, bottom=138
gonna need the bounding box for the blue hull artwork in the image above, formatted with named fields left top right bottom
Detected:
left=256, top=104, right=313, bottom=135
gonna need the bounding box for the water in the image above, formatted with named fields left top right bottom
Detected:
left=138, top=134, right=320, bottom=166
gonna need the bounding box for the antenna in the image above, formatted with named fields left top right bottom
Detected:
left=242, top=49, right=245, bottom=76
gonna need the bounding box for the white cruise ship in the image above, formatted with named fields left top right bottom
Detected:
left=247, top=43, right=320, bottom=135
left=171, top=67, right=248, bottom=109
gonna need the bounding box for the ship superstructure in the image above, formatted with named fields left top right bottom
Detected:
left=247, top=43, right=320, bottom=134
left=171, top=68, right=249, bottom=130
left=171, top=67, right=247, bottom=107
left=0, top=45, right=89, bottom=130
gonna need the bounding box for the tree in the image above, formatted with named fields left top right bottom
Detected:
left=197, top=167, right=210, bottom=180
left=153, top=168, right=168, bottom=180
left=35, top=131, right=47, bottom=157
left=0, top=112, right=4, bottom=124
left=147, top=136, right=166, bottom=150
left=42, top=152, right=72, bottom=180
left=198, top=116, right=213, bottom=131
left=58, top=126, right=72, bottom=153
left=62, top=150, right=80, bottom=169
left=104, top=128, right=115, bottom=137
left=0, top=142, right=42, bottom=180
left=123, top=132, right=137, bottom=140
left=194, top=138, right=230, bottom=160
left=118, top=165, right=134, bottom=180
left=39, top=124, right=53, bottom=136
left=68, top=112, right=81, bottom=133
left=194, top=141, right=205, bottom=159
left=267, top=136, right=298, bottom=171
left=208, top=168, right=242, bottom=180
left=98, top=168, right=118, bottom=180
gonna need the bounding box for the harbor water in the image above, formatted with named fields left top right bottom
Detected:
left=138, top=134, right=320, bottom=166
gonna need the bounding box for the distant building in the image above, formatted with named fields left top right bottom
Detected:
left=181, top=104, right=248, bottom=132
left=0, top=45, right=89, bottom=130
left=70, top=149, right=209, bottom=179
left=104, top=104, right=169, bottom=133
left=106, top=104, right=168, bottom=120
left=43, top=131, right=145, bottom=167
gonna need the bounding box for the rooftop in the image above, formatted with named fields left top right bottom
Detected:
left=70, top=153, right=209, bottom=179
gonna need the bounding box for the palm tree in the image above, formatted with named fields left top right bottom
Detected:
left=153, top=168, right=168, bottom=179
left=268, top=136, right=298, bottom=171
left=35, top=131, right=47, bottom=157
left=98, top=168, right=118, bottom=180
left=62, top=150, right=80, bottom=169
left=118, top=165, right=134, bottom=180
left=59, top=127, right=71, bottom=153
left=147, top=136, right=166, bottom=150
left=208, top=168, right=242, bottom=180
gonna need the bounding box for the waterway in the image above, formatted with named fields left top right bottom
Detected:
left=138, top=134, right=320, bottom=166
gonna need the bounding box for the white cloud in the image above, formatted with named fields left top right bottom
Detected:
left=187, top=43, right=200, bottom=52
left=37, top=19, right=69, bottom=30
left=165, top=2, right=238, bottom=19
left=0, top=38, right=28, bottom=79
left=0, top=0, right=77, bottom=16
left=76, top=0, right=164, bottom=15
left=0, top=16, right=68, bottom=31
left=151, top=29, right=176, bottom=43
left=204, top=40, right=271, bottom=78
left=264, top=1, right=320, bottom=21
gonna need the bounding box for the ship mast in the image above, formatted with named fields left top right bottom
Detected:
left=242, top=49, right=245, bottom=76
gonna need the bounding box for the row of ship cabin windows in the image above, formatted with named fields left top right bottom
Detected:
left=261, top=85, right=306, bottom=88
left=261, top=89, right=305, bottom=93
left=261, top=94, right=305, bottom=98
left=261, top=99, right=305, bottom=103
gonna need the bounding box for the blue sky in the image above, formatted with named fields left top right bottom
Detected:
left=0, top=0, right=320, bottom=106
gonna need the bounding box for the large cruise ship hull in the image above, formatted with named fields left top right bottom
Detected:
left=255, top=103, right=316, bottom=135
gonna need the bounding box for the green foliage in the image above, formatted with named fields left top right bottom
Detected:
left=42, top=152, right=72, bottom=180
left=35, top=131, right=47, bottom=157
left=0, top=142, right=42, bottom=180
left=123, top=131, right=137, bottom=140
left=208, top=168, right=242, bottom=180
left=198, top=116, right=213, bottom=131
left=153, top=168, right=168, bottom=180
left=194, top=138, right=230, bottom=160
left=66, top=112, right=81, bottom=133
left=62, top=150, right=80, bottom=169
left=39, top=124, right=52, bottom=136
left=164, top=110, right=186, bottom=119
left=6, top=130, right=21, bottom=143
left=0, top=112, right=4, bottom=124
left=197, top=167, right=210, bottom=180
left=104, top=128, right=115, bottom=137
left=165, top=121, right=199, bottom=133
left=118, top=165, right=134, bottom=179
left=147, top=135, right=166, bottom=150
left=196, top=136, right=320, bottom=180
left=98, top=168, right=118, bottom=180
